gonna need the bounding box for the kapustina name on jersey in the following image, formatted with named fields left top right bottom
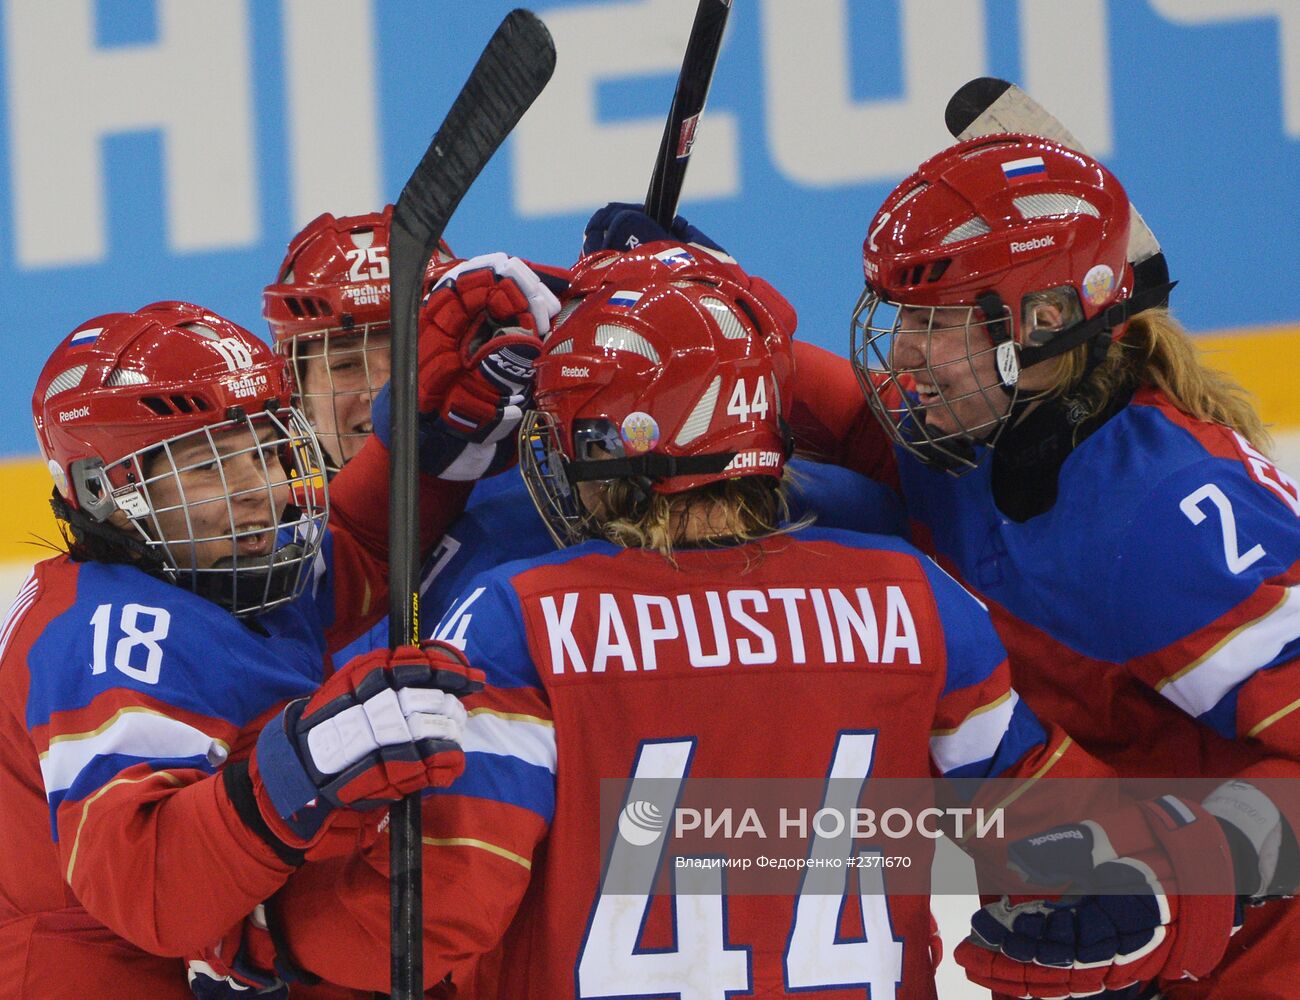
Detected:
left=523, top=583, right=925, bottom=674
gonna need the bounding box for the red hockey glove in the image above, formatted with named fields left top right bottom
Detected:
left=226, top=641, right=484, bottom=863
left=418, top=253, right=558, bottom=479
left=955, top=796, right=1240, bottom=998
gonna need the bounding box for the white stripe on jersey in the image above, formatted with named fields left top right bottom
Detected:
left=463, top=708, right=556, bottom=773
left=40, top=707, right=225, bottom=798
left=0, top=571, right=39, bottom=663
left=1158, top=583, right=1300, bottom=719
left=929, top=690, right=1019, bottom=776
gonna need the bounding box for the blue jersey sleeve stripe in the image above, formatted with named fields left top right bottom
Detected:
left=430, top=751, right=555, bottom=823
left=942, top=699, right=1048, bottom=781
left=916, top=560, right=1008, bottom=698
left=47, top=752, right=214, bottom=840
left=1197, top=636, right=1300, bottom=740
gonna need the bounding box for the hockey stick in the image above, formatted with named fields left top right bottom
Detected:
left=944, top=78, right=1170, bottom=301
left=644, top=0, right=732, bottom=228
left=386, top=10, right=554, bottom=999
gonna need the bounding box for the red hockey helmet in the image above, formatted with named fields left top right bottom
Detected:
left=263, top=205, right=457, bottom=469
left=521, top=243, right=796, bottom=546
left=33, top=302, right=328, bottom=616
left=850, top=133, right=1148, bottom=471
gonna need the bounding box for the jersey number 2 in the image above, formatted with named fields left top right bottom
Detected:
left=1180, top=483, right=1265, bottom=574
left=577, top=733, right=904, bottom=998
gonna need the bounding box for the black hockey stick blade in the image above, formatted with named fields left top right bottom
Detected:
left=385, top=10, right=554, bottom=1000
left=943, top=77, right=1168, bottom=300
left=644, top=0, right=732, bottom=228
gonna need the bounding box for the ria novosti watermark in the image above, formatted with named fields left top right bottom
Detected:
left=595, top=776, right=1299, bottom=897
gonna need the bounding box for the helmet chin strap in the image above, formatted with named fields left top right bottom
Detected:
left=977, top=279, right=1177, bottom=411
left=985, top=281, right=1179, bottom=393
left=193, top=540, right=309, bottom=617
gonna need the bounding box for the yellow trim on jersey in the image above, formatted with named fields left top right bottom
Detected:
left=66, top=769, right=183, bottom=884
left=1246, top=694, right=1300, bottom=740
left=956, top=736, right=1075, bottom=845
left=1154, top=590, right=1287, bottom=693
left=468, top=706, right=555, bottom=728
left=40, top=705, right=231, bottom=757
left=929, top=689, right=1012, bottom=738
left=421, top=835, right=532, bottom=871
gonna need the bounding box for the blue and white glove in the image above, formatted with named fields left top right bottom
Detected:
left=223, top=642, right=482, bottom=864
left=582, top=201, right=728, bottom=255
left=956, top=795, right=1241, bottom=998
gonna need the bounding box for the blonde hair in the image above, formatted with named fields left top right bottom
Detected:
left=588, top=472, right=808, bottom=563
left=1037, top=307, right=1272, bottom=454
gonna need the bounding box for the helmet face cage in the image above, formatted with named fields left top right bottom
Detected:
left=265, top=206, right=457, bottom=473
left=520, top=409, right=587, bottom=548
left=521, top=411, right=647, bottom=548
left=850, top=133, right=1136, bottom=474
left=850, top=286, right=1020, bottom=473
left=282, top=325, right=390, bottom=471
left=100, top=406, right=329, bottom=616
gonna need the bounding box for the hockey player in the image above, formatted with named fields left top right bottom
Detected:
left=266, top=210, right=909, bottom=673
left=246, top=248, right=1118, bottom=998
left=200, top=242, right=912, bottom=996
left=0, top=278, right=553, bottom=998
left=263, top=209, right=570, bottom=665
left=776, top=134, right=1300, bottom=997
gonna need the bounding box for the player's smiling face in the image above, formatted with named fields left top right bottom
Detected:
left=143, top=422, right=292, bottom=570
left=298, top=331, right=391, bottom=467
left=888, top=304, right=1011, bottom=442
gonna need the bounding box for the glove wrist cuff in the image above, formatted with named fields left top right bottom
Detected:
left=221, top=761, right=305, bottom=867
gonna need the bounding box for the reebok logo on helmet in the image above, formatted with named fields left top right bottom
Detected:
left=1009, top=236, right=1055, bottom=254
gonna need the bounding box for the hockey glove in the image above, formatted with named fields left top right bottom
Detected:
left=187, top=900, right=320, bottom=999
left=230, top=641, right=483, bottom=863
left=375, top=252, right=557, bottom=480
left=955, top=795, right=1240, bottom=998
left=582, top=201, right=728, bottom=256
left=188, top=965, right=286, bottom=999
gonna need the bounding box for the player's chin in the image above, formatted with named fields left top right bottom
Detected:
left=339, top=438, right=369, bottom=465
left=917, top=407, right=961, bottom=439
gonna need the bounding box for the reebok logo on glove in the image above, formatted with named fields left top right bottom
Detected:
left=1023, top=828, right=1086, bottom=848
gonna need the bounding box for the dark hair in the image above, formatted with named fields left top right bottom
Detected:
left=49, top=491, right=161, bottom=571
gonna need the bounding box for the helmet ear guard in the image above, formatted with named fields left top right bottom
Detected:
left=67, top=457, right=119, bottom=523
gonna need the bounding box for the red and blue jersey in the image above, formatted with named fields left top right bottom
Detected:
left=893, top=389, right=1300, bottom=771
left=332, top=457, right=909, bottom=665
left=791, top=341, right=1300, bottom=994
left=388, top=525, right=1090, bottom=998
left=0, top=440, right=470, bottom=999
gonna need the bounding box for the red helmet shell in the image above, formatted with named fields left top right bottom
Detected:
left=34, top=301, right=294, bottom=511
left=862, top=133, right=1133, bottom=342
left=263, top=205, right=456, bottom=349
left=536, top=244, right=795, bottom=495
